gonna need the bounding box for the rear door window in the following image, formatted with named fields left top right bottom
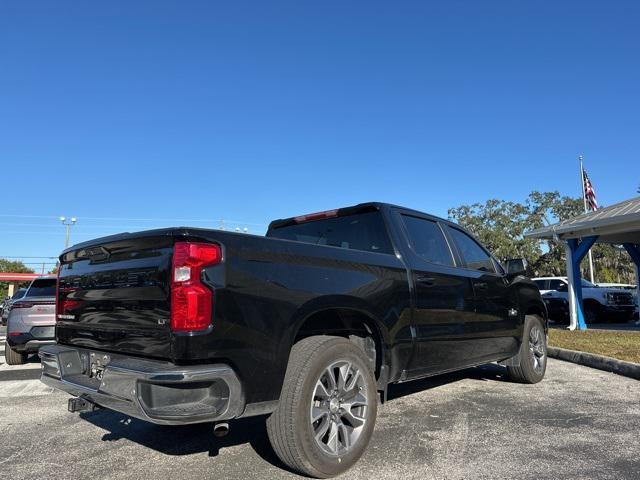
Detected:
left=533, top=280, right=547, bottom=290
left=447, top=227, right=495, bottom=273
left=401, top=215, right=454, bottom=266
left=548, top=279, right=567, bottom=291
left=26, top=278, right=57, bottom=297
left=268, top=211, right=393, bottom=254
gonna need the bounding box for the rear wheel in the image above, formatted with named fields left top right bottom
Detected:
left=4, top=340, right=27, bottom=365
left=507, top=315, right=547, bottom=384
left=267, top=336, right=377, bottom=478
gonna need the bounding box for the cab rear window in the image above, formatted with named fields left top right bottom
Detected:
left=268, top=212, right=393, bottom=254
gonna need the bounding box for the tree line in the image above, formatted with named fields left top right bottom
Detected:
left=1, top=192, right=637, bottom=298
left=0, top=259, right=34, bottom=298
left=448, top=190, right=636, bottom=284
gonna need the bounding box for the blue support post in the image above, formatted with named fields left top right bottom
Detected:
left=623, top=244, right=640, bottom=324
left=567, top=236, right=599, bottom=330
left=622, top=243, right=640, bottom=266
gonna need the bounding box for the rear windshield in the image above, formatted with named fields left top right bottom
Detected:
left=26, top=278, right=56, bottom=297
left=12, top=288, right=27, bottom=299
left=268, top=211, right=393, bottom=254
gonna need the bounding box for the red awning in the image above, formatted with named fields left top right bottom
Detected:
left=0, top=273, right=42, bottom=282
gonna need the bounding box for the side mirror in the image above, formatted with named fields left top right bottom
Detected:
left=505, top=258, right=528, bottom=276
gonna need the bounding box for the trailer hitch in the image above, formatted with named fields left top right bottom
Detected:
left=68, top=397, right=101, bottom=413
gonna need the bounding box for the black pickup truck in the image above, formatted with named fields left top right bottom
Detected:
left=40, top=202, right=547, bottom=478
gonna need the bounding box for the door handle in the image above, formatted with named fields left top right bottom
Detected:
left=416, top=275, right=435, bottom=286
left=475, top=282, right=489, bottom=290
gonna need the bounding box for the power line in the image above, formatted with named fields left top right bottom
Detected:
left=0, top=214, right=57, bottom=219
left=16, top=262, right=57, bottom=265
left=0, top=213, right=267, bottom=227
left=0, top=256, right=58, bottom=259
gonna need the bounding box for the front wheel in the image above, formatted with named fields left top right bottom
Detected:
left=507, top=315, right=547, bottom=384
left=266, top=336, right=378, bottom=478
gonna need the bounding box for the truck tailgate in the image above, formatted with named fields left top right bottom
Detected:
left=56, top=234, right=174, bottom=359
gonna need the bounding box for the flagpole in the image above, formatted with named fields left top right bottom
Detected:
left=579, top=155, right=596, bottom=283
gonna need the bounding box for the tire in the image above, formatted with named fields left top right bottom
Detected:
left=266, top=336, right=378, bottom=478
left=4, top=340, right=27, bottom=365
left=584, top=302, right=601, bottom=324
left=507, top=315, right=547, bottom=384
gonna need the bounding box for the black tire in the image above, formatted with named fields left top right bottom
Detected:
left=266, top=336, right=378, bottom=478
left=507, top=315, right=547, bottom=384
left=584, top=302, right=601, bottom=324
left=4, top=340, right=27, bottom=365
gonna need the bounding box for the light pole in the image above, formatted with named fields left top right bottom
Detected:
left=60, top=216, right=77, bottom=248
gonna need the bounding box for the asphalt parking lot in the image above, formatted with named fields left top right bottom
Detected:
left=1, top=336, right=639, bottom=480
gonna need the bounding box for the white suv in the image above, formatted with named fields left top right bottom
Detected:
left=533, top=277, right=637, bottom=323
left=5, top=276, right=56, bottom=365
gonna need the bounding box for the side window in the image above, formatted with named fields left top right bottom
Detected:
left=447, top=227, right=495, bottom=273
left=533, top=280, right=547, bottom=290
left=548, top=279, right=567, bottom=291
left=492, top=258, right=506, bottom=275
left=401, top=215, right=454, bottom=266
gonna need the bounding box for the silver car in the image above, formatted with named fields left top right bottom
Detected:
left=5, top=276, right=56, bottom=365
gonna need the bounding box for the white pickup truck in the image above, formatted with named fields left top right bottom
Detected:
left=533, top=277, right=638, bottom=323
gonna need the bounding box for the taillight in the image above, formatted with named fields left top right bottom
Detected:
left=293, top=209, right=339, bottom=224
left=13, top=301, right=54, bottom=309
left=55, top=268, right=61, bottom=320
left=12, top=301, right=34, bottom=309
left=171, top=242, right=222, bottom=333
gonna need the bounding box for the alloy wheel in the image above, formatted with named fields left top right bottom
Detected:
left=310, top=360, right=369, bottom=456
left=529, top=325, right=546, bottom=374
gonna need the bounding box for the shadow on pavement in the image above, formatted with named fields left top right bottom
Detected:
left=79, top=363, right=511, bottom=470
left=387, top=363, right=509, bottom=401
left=81, top=410, right=293, bottom=472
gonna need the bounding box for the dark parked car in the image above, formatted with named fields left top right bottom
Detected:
left=542, top=297, right=570, bottom=325
left=1, top=287, right=28, bottom=325
left=40, top=203, right=548, bottom=478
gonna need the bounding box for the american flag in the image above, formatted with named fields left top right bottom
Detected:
left=582, top=168, right=598, bottom=211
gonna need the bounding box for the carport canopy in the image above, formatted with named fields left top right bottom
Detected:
left=0, top=272, right=41, bottom=297
left=526, top=196, right=640, bottom=330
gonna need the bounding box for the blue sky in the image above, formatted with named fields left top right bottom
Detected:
left=1, top=1, right=639, bottom=267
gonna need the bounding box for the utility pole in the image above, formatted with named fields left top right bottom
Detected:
left=579, top=156, right=596, bottom=283
left=60, top=216, right=77, bottom=248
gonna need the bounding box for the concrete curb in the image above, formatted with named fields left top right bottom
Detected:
left=548, top=346, right=640, bottom=380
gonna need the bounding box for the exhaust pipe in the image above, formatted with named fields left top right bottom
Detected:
left=213, top=422, right=230, bottom=437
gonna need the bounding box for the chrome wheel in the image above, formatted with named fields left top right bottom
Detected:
left=529, top=325, right=546, bottom=374
left=310, top=360, right=369, bottom=456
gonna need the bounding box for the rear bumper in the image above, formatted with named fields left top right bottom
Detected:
left=39, top=345, right=245, bottom=425
left=6, top=328, right=55, bottom=353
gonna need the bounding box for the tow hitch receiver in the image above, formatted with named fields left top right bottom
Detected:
left=68, top=397, right=99, bottom=413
